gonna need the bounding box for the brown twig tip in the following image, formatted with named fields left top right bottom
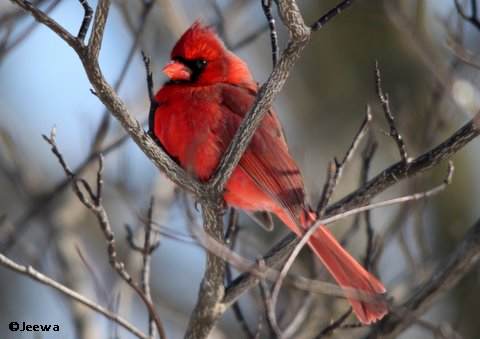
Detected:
left=77, top=0, right=93, bottom=41
left=375, top=61, right=410, bottom=164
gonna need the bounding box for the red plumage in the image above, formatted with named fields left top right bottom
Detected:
left=151, top=21, right=388, bottom=324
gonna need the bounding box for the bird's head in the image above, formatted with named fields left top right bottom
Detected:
left=162, top=21, right=255, bottom=87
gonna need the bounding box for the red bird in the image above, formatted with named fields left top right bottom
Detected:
left=150, top=22, right=388, bottom=324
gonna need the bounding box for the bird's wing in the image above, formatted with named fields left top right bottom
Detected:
left=218, top=84, right=307, bottom=223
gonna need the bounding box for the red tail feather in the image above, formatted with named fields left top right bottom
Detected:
left=308, top=225, right=388, bottom=324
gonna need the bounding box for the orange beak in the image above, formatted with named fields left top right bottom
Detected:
left=162, top=60, right=191, bottom=81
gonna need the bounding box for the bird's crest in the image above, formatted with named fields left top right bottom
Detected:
left=171, top=20, right=225, bottom=62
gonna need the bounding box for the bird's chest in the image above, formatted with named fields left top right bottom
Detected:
left=154, top=90, right=225, bottom=180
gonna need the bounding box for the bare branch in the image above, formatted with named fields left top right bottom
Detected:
left=0, top=0, right=60, bottom=58
left=454, top=0, right=480, bottom=30
left=265, top=163, right=454, bottom=334
left=365, top=216, right=480, bottom=338
left=328, top=113, right=479, bottom=216
left=2, top=133, right=129, bottom=252
left=311, top=0, right=356, bottom=31
left=0, top=253, right=148, bottom=339
left=260, top=276, right=283, bottom=338
left=375, top=61, right=409, bottom=164
left=77, top=0, right=93, bottom=41
left=316, top=107, right=372, bottom=214
left=91, top=1, right=154, bottom=152
left=42, top=131, right=167, bottom=339
left=225, top=160, right=455, bottom=305
left=361, top=135, right=378, bottom=270
left=143, top=197, right=160, bottom=339
left=316, top=160, right=338, bottom=216
left=316, top=308, right=352, bottom=338
left=261, top=0, right=279, bottom=67
left=88, top=0, right=110, bottom=59
left=11, top=0, right=82, bottom=50
left=224, top=209, right=255, bottom=338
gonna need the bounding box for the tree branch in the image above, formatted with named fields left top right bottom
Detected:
left=11, top=0, right=82, bottom=50
left=0, top=252, right=148, bottom=339
left=224, top=108, right=473, bottom=305
left=365, top=217, right=480, bottom=338
left=327, top=112, right=479, bottom=216
left=88, top=0, right=110, bottom=59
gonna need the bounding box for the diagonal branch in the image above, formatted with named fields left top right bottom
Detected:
left=11, top=0, right=82, bottom=50
left=0, top=252, right=148, bottom=339
left=365, top=217, right=480, bottom=338
left=316, top=106, right=372, bottom=215
left=327, top=112, right=480, bottom=216
left=454, top=0, right=480, bottom=30
left=42, top=130, right=167, bottom=339
left=311, top=0, right=355, bottom=31
left=224, top=110, right=472, bottom=305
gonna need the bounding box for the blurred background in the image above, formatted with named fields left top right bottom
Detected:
left=1, top=0, right=480, bottom=338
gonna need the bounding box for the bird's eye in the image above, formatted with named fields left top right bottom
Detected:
left=194, top=59, right=207, bottom=70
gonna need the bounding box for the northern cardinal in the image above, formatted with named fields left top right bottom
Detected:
left=150, top=22, right=388, bottom=324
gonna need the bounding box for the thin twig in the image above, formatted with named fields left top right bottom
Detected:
left=143, top=52, right=160, bottom=139
left=143, top=197, right=159, bottom=339
left=454, top=0, right=480, bottom=30
left=316, top=308, right=352, bottom=338
left=0, top=0, right=61, bottom=58
left=224, top=111, right=478, bottom=319
left=224, top=209, right=255, bottom=338
left=361, top=135, right=378, bottom=270
left=255, top=161, right=454, bottom=321
left=365, top=216, right=480, bottom=338
left=42, top=130, right=167, bottom=339
left=328, top=113, right=479, bottom=216
left=77, top=0, right=93, bottom=41
left=261, top=0, right=279, bottom=67
left=90, top=0, right=155, bottom=152
left=375, top=61, right=409, bottom=164
left=0, top=252, right=149, bottom=339
left=311, top=0, right=356, bottom=31
left=2, top=133, right=129, bottom=252
left=11, top=0, right=82, bottom=50
left=316, top=107, right=372, bottom=214
left=261, top=279, right=283, bottom=338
